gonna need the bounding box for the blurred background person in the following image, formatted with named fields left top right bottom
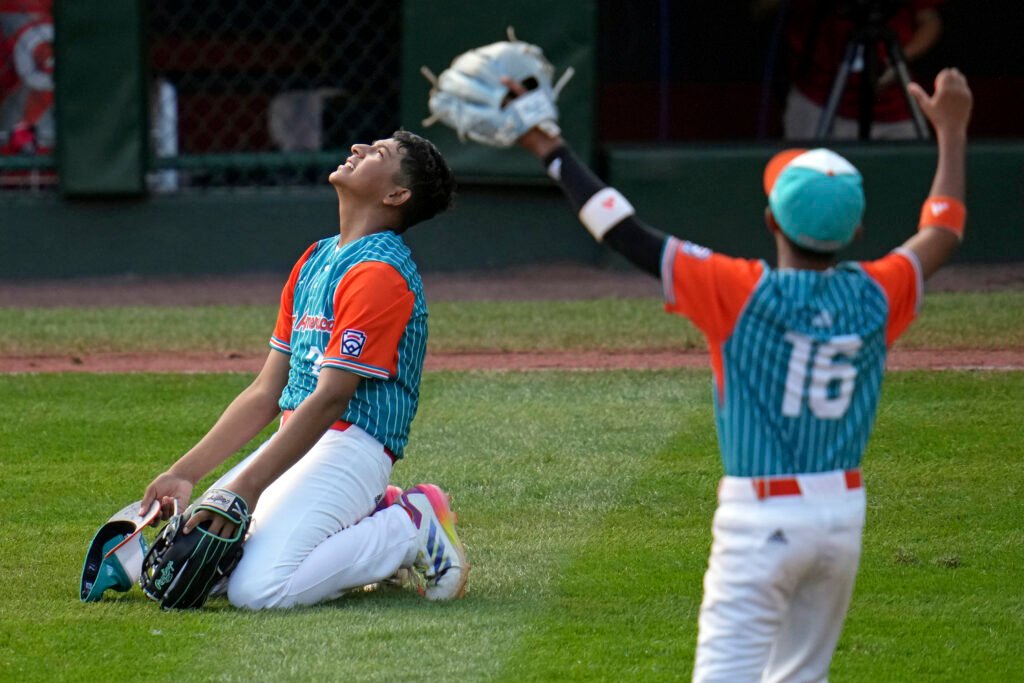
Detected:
left=773, top=0, right=944, bottom=140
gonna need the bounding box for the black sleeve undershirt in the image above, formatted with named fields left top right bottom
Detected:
left=542, top=145, right=668, bottom=278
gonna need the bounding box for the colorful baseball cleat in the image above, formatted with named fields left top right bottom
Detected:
left=398, top=484, right=469, bottom=600
left=373, top=484, right=405, bottom=515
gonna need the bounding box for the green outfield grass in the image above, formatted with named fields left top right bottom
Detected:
left=0, top=291, right=1022, bottom=355
left=1, top=370, right=1021, bottom=681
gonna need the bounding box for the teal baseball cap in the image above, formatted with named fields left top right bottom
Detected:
left=763, top=148, right=865, bottom=253
left=80, top=500, right=159, bottom=602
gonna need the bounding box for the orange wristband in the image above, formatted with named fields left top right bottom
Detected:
left=918, top=195, right=966, bottom=241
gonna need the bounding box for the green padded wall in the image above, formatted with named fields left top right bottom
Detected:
left=0, top=185, right=597, bottom=279
left=401, top=0, right=596, bottom=180
left=3, top=145, right=1021, bottom=279
left=606, top=142, right=1024, bottom=264
left=53, top=0, right=147, bottom=196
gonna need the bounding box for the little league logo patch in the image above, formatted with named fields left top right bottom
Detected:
left=341, top=329, right=367, bottom=357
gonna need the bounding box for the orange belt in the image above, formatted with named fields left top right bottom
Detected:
left=751, top=469, right=862, bottom=500
left=281, top=410, right=395, bottom=463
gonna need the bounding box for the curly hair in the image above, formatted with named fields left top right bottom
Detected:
left=391, top=130, right=456, bottom=231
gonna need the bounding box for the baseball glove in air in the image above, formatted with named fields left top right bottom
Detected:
left=141, top=488, right=250, bottom=609
left=422, top=28, right=574, bottom=148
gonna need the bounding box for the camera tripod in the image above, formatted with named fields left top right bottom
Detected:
left=815, top=1, right=929, bottom=140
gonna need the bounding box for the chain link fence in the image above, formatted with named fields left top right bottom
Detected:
left=149, top=0, right=402, bottom=190
left=0, top=0, right=401, bottom=194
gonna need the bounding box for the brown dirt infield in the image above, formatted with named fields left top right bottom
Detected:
left=1, top=263, right=1021, bottom=373
left=1, top=348, right=1021, bottom=374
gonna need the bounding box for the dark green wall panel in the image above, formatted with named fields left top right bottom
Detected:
left=54, top=0, right=147, bottom=196
left=2, top=145, right=1021, bottom=280
left=606, top=142, right=1024, bottom=264
left=0, top=185, right=597, bottom=279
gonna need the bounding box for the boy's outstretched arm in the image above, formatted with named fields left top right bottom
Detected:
left=513, top=87, right=667, bottom=278
left=901, top=68, right=973, bottom=279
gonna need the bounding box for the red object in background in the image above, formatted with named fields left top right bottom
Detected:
left=0, top=120, right=36, bottom=153
left=1, top=0, right=54, bottom=155
left=784, top=0, right=944, bottom=123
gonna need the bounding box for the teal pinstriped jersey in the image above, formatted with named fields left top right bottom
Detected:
left=717, top=264, right=889, bottom=476
left=662, top=237, right=922, bottom=478
left=271, top=231, right=427, bottom=458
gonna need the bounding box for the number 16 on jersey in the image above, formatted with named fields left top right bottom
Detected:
left=782, top=332, right=863, bottom=419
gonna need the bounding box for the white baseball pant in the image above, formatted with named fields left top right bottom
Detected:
left=693, top=470, right=866, bottom=683
left=209, top=424, right=419, bottom=609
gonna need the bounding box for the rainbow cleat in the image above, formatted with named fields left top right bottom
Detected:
left=398, top=484, right=469, bottom=600
left=373, top=484, right=405, bottom=515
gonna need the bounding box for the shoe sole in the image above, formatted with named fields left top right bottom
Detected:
left=414, top=483, right=470, bottom=600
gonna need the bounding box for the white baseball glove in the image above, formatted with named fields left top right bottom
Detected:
left=422, top=28, right=574, bottom=148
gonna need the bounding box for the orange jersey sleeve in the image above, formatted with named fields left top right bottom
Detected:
left=270, top=242, right=319, bottom=354
left=321, top=261, right=415, bottom=379
left=860, top=247, right=923, bottom=346
left=662, top=237, right=765, bottom=342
